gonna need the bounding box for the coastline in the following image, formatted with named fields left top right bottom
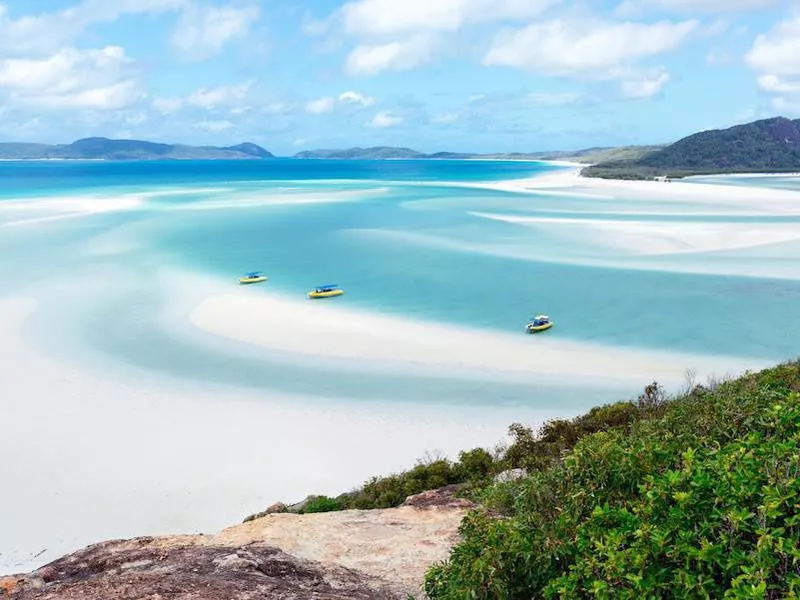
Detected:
left=3, top=158, right=799, bottom=580
left=0, top=297, right=541, bottom=576
left=482, top=165, right=800, bottom=213
left=190, top=292, right=762, bottom=387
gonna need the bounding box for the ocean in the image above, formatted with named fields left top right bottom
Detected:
left=2, top=160, right=798, bottom=378
left=1, top=159, right=799, bottom=574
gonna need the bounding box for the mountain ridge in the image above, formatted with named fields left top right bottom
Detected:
left=583, top=116, right=800, bottom=179
left=0, top=137, right=275, bottom=161
left=291, top=145, right=662, bottom=162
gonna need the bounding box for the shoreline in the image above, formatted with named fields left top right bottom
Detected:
left=190, top=291, right=765, bottom=388
left=478, top=165, right=800, bottom=212
left=0, top=296, right=547, bottom=577
left=2, top=159, right=798, bottom=579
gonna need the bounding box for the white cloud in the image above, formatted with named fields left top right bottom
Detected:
left=261, top=102, right=295, bottom=114
left=370, top=110, right=403, bottom=127
left=195, top=119, right=234, bottom=132
left=431, top=112, right=459, bottom=124
left=171, top=3, right=260, bottom=60
left=746, top=16, right=800, bottom=78
left=746, top=15, right=800, bottom=115
left=152, top=97, right=184, bottom=113
left=484, top=19, right=697, bottom=78
left=338, top=90, right=375, bottom=106
left=0, top=0, right=186, bottom=56
left=336, top=0, right=561, bottom=74
left=346, top=34, right=438, bottom=75
left=758, top=74, right=800, bottom=94
left=306, top=91, right=376, bottom=113
left=340, top=0, right=561, bottom=37
left=0, top=46, right=141, bottom=110
left=123, top=111, right=149, bottom=126
left=620, top=70, right=670, bottom=98
left=35, top=81, right=141, bottom=110
left=187, top=80, right=254, bottom=109
left=306, top=97, right=336, bottom=114
left=526, top=92, right=583, bottom=106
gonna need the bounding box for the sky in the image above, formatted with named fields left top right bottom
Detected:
left=0, top=0, right=798, bottom=155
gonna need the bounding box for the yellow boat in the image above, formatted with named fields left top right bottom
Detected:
left=526, top=314, right=553, bottom=333
left=308, top=284, right=344, bottom=299
left=239, top=271, right=268, bottom=285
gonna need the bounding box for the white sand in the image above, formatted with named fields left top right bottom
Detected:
left=167, top=187, right=387, bottom=211
left=487, top=167, right=800, bottom=215
left=0, top=298, right=533, bottom=576
left=0, top=195, right=143, bottom=227
left=190, top=292, right=762, bottom=387
left=469, top=212, right=800, bottom=256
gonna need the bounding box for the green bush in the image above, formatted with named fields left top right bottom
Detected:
left=341, top=457, right=466, bottom=509
left=425, top=362, right=800, bottom=600
left=300, top=495, right=343, bottom=514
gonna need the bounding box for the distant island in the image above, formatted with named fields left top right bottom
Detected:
left=0, top=137, right=274, bottom=161
left=291, top=145, right=663, bottom=163
left=584, top=116, right=800, bottom=180
left=0, top=136, right=661, bottom=164
left=4, top=117, right=800, bottom=178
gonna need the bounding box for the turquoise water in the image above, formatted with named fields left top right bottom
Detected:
left=1, top=160, right=799, bottom=406
left=691, top=174, right=800, bottom=191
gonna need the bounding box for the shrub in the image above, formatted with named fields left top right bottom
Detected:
left=300, top=495, right=343, bottom=514
left=425, top=362, right=800, bottom=600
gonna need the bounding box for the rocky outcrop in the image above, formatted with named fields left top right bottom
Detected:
left=1, top=538, right=393, bottom=599
left=401, top=484, right=472, bottom=509
left=1, top=486, right=474, bottom=599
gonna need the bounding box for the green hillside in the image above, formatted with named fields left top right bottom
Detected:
left=584, top=117, right=800, bottom=179
left=0, top=137, right=274, bottom=160
left=265, top=362, right=800, bottom=598
left=425, top=362, right=800, bottom=599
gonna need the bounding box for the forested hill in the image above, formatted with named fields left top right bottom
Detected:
left=0, top=138, right=274, bottom=160
left=583, top=116, right=800, bottom=179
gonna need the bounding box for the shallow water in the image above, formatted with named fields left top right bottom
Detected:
left=2, top=161, right=799, bottom=384
left=2, top=159, right=799, bottom=575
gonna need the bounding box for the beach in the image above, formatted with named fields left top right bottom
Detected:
left=1, top=159, right=798, bottom=576
left=191, top=291, right=758, bottom=385
left=0, top=297, right=530, bottom=575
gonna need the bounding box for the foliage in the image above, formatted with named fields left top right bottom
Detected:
left=332, top=397, right=655, bottom=512
left=338, top=448, right=496, bottom=510
left=502, top=400, right=644, bottom=473
left=583, top=116, right=800, bottom=179
left=339, top=458, right=461, bottom=509
left=425, top=362, right=800, bottom=600
left=299, top=495, right=343, bottom=514
left=287, top=384, right=674, bottom=514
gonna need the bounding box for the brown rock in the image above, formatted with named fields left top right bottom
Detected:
left=401, top=484, right=474, bottom=509
left=242, top=501, right=288, bottom=522
left=4, top=538, right=395, bottom=599
left=4, top=485, right=473, bottom=600
left=0, top=577, right=20, bottom=595
left=265, top=501, right=288, bottom=514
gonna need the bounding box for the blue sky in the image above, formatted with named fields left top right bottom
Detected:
left=0, top=0, right=798, bottom=154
